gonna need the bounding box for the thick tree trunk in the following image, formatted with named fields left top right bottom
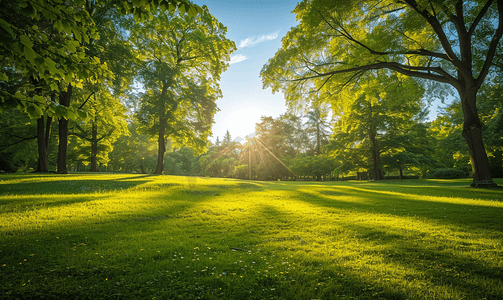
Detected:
left=460, top=89, right=495, bottom=187
left=36, top=116, right=49, bottom=173
left=45, top=116, right=52, bottom=155
left=154, top=115, right=166, bottom=175
left=154, top=83, right=170, bottom=175
left=57, top=84, right=73, bottom=174
left=462, top=126, right=494, bottom=186
left=90, top=120, right=98, bottom=172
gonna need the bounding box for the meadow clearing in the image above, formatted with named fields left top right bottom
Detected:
left=0, top=174, right=502, bottom=299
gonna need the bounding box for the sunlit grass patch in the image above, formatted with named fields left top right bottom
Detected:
left=0, top=175, right=502, bottom=299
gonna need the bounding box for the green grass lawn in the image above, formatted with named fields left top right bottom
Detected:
left=1, top=174, right=502, bottom=299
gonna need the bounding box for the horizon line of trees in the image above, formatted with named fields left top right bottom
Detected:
left=1, top=1, right=502, bottom=185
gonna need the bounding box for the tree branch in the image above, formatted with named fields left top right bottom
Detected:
left=402, top=0, right=463, bottom=67
left=0, top=134, right=36, bottom=149
left=468, top=0, right=495, bottom=36
left=476, top=0, right=503, bottom=87
left=77, top=92, right=95, bottom=110
left=289, top=61, right=460, bottom=89
left=320, top=7, right=452, bottom=61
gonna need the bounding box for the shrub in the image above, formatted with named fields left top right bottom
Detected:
left=424, top=168, right=468, bottom=179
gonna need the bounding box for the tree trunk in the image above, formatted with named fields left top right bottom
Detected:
left=90, top=120, right=98, bottom=172
left=315, top=111, right=321, bottom=156
left=460, top=89, right=495, bottom=187
left=45, top=116, right=52, bottom=155
left=399, top=165, right=403, bottom=180
left=57, top=84, right=73, bottom=174
left=36, top=116, right=49, bottom=173
left=154, top=115, right=166, bottom=175
left=154, top=83, right=170, bottom=175
left=369, top=130, right=382, bottom=181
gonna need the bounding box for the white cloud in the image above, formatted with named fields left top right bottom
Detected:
left=229, top=54, right=248, bottom=64
left=238, top=31, right=280, bottom=48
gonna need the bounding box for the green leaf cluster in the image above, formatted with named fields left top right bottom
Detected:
left=0, top=0, right=203, bottom=120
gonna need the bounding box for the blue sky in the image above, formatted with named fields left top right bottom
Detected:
left=192, top=0, right=301, bottom=142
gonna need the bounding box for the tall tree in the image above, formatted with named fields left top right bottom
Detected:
left=253, top=116, right=295, bottom=180
left=328, top=73, right=426, bottom=180
left=69, top=89, right=128, bottom=171
left=304, top=104, right=331, bottom=155
left=223, top=130, right=232, bottom=146
left=131, top=6, right=235, bottom=174
left=262, top=0, right=502, bottom=186
left=278, top=113, right=310, bottom=155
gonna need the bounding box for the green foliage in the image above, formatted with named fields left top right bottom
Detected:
left=108, top=120, right=158, bottom=173
left=233, top=164, right=249, bottom=179
left=277, top=113, right=310, bottom=155
left=0, top=0, right=201, bottom=120
left=303, top=103, right=331, bottom=155
left=165, top=147, right=198, bottom=175
left=245, top=116, right=296, bottom=180
left=0, top=109, right=39, bottom=172
left=261, top=0, right=502, bottom=184
left=327, top=73, right=433, bottom=178
left=289, top=154, right=337, bottom=180
left=67, top=87, right=129, bottom=171
left=425, top=168, right=469, bottom=179
left=131, top=5, right=235, bottom=173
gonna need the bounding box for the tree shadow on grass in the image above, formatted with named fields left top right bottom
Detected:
left=0, top=194, right=103, bottom=214
left=346, top=223, right=503, bottom=290
left=0, top=179, right=152, bottom=196
left=0, top=187, right=270, bottom=299
left=348, top=179, right=503, bottom=200
left=294, top=185, right=503, bottom=232
left=2, top=178, right=502, bottom=299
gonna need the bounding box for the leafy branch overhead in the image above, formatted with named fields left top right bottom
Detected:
left=261, top=0, right=502, bottom=186
left=0, top=0, right=202, bottom=120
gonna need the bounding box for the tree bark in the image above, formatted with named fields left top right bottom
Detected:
left=154, top=115, right=166, bottom=174
left=460, top=88, right=495, bottom=187
left=90, top=120, right=98, bottom=172
left=36, top=116, right=49, bottom=173
left=154, top=82, right=169, bottom=175
left=369, top=130, right=383, bottom=181
left=57, top=84, right=73, bottom=174
left=45, top=116, right=52, bottom=155
left=368, top=101, right=382, bottom=181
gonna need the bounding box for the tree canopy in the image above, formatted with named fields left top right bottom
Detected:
left=131, top=5, right=235, bottom=174
left=0, top=0, right=201, bottom=120
left=261, top=0, right=503, bottom=186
